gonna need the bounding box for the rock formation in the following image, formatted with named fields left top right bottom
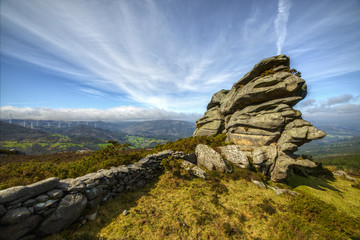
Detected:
left=193, top=55, right=326, bottom=182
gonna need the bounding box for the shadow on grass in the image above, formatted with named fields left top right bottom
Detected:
left=286, top=173, right=342, bottom=193
left=45, top=175, right=162, bottom=240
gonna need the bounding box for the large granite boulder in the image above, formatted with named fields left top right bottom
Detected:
left=195, top=144, right=231, bottom=173
left=193, top=55, right=326, bottom=182
left=218, top=145, right=250, bottom=169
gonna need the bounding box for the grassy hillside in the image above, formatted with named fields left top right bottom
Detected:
left=0, top=135, right=229, bottom=189
left=0, top=144, right=150, bottom=190
left=46, top=168, right=360, bottom=240
left=57, top=124, right=127, bottom=142
left=119, top=120, right=195, bottom=141
left=1, top=133, right=359, bottom=239
left=0, top=121, right=49, bottom=141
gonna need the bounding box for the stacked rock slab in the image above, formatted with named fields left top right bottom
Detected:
left=193, top=55, right=326, bottom=182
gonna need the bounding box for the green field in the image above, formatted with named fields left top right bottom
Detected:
left=125, top=135, right=167, bottom=148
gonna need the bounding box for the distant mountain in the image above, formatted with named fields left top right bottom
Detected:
left=58, top=125, right=127, bottom=142
left=0, top=121, right=49, bottom=141
left=118, top=120, right=196, bottom=140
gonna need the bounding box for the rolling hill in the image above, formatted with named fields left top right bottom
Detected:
left=118, top=120, right=195, bottom=140
left=0, top=121, right=49, bottom=141
left=57, top=124, right=127, bottom=142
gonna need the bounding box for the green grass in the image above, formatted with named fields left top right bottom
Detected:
left=45, top=169, right=360, bottom=240
left=2, top=142, right=35, bottom=148
left=287, top=174, right=360, bottom=218
left=0, top=144, right=150, bottom=190
left=125, top=135, right=167, bottom=148
left=97, top=143, right=112, bottom=148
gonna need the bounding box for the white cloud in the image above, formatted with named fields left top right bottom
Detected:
left=0, top=106, right=201, bottom=122
left=300, top=99, right=316, bottom=107
left=298, top=94, right=360, bottom=127
left=325, top=94, right=354, bottom=106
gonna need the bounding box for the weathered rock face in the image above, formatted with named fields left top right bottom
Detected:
left=193, top=55, right=326, bottom=182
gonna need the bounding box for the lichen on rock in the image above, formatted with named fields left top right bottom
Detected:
left=193, top=55, right=326, bottom=182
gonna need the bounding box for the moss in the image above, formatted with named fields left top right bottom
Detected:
left=234, top=84, right=245, bottom=90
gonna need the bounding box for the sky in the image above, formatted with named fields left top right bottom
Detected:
left=0, top=0, right=359, bottom=126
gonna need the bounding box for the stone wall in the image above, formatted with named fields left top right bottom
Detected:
left=0, top=150, right=188, bottom=240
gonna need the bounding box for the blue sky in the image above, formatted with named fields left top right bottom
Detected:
left=0, top=0, right=359, bottom=125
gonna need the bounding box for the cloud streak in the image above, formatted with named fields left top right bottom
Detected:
left=274, top=0, right=292, bottom=55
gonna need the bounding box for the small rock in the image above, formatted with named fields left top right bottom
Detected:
left=47, top=189, right=64, bottom=199
left=86, top=211, right=97, bottom=221
left=274, top=189, right=298, bottom=196
left=6, top=202, right=22, bottom=210
left=23, top=199, right=36, bottom=207
left=251, top=179, right=267, bottom=189
left=123, top=209, right=128, bottom=216
left=181, top=161, right=206, bottom=179
left=35, top=194, right=49, bottom=203
left=333, top=170, right=356, bottom=181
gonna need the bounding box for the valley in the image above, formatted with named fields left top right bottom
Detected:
left=0, top=120, right=194, bottom=154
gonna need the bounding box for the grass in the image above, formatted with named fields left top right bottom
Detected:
left=125, top=135, right=167, bottom=149
left=45, top=167, right=360, bottom=240
left=287, top=174, right=360, bottom=218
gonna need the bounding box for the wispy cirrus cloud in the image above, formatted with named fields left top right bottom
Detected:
left=0, top=0, right=282, bottom=113
left=274, top=0, right=292, bottom=55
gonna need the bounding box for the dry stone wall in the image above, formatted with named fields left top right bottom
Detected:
left=0, top=150, right=190, bottom=240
